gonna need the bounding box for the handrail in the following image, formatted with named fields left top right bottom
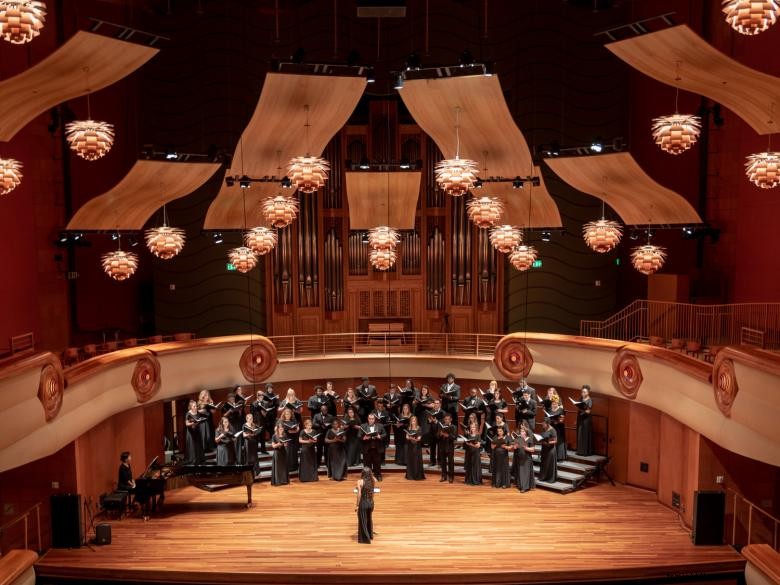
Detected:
left=726, top=488, right=780, bottom=552
left=0, top=502, right=42, bottom=555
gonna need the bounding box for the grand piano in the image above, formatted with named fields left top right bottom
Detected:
left=135, top=458, right=254, bottom=517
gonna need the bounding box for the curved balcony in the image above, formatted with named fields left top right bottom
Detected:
left=0, top=332, right=778, bottom=473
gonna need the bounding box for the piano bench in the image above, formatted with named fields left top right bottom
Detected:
left=102, top=490, right=130, bottom=518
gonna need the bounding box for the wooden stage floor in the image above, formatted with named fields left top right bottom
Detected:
left=36, top=478, right=744, bottom=585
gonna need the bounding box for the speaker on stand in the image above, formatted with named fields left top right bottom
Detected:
left=692, top=490, right=726, bottom=545
left=50, top=494, right=84, bottom=548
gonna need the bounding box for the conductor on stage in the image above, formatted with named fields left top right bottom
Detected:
left=359, top=413, right=386, bottom=481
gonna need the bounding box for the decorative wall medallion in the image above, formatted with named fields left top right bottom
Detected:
left=493, top=336, right=534, bottom=380
left=38, top=362, right=64, bottom=422
left=131, top=355, right=161, bottom=403
left=239, top=340, right=278, bottom=383
left=612, top=349, right=643, bottom=399
left=713, top=354, right=739, bottom=417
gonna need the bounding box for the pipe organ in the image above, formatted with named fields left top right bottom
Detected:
left=265, top=100, right=503, bottom=335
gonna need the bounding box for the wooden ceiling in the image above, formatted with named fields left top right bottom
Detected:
left=345, top=172, right=422, bottom=229
left=544, top=153, right=702, bottom=226
left=204, top=73, right=366, bottom=228
left=204, top=182, right=281, bottom=230
left=67, top=160, right=221, bottom=230
left=0, top=31, right=158, bottom=142
left=485, top=166, right=562, bottom=228
left=398, top=74, right=534, bottom=179
left=607, top=25, right=780, bottom=135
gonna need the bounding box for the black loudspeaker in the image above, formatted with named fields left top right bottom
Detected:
left=50, top=493, right=84, bottom=548
left=692, top=490, right=726, bottom=545
left=95, top=523, right=112, bottom=545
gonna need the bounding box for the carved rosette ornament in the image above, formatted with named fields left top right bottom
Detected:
left=131, top=355, right=161, bottom=403
left=612, top=349, right=643, bottom=399
left=38, top=362, right=64, bottom=422
left=493, top=336, right=534, bottom=380
left=239, top=340, right=278, bottom=383
left=713, top=354, right=739, bottom=417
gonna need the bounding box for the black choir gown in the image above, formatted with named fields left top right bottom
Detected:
left=243, top=425, right=260, bottom=471
left=491, top=438, right=511, bottom=488
left=298, top=432, right=319, bottom=482
left=326, top=430, right=348, bottom=481
left=513, top=436, right=535, bottom=491
left=215, top=430, right=235, bottom=466
left=539, top=428, right=558, bottom=483
left=415, top=401, right=432, bottom=444
left=197, top=406, right=216, bottom=452
left=283, top=421, right=300, bottom=472
left=404, top=431, right=425, bottom=480
left=393, top=419, right=408, bottom=465
left=271, top=434, right=289, bottom=486
left=357, top=482, right=374, bottom=544
left=344, top=417, right=362, bottom=467
left=576, top=398, right=593, bottom=456
left=551, top=407, right=567, bottom=461
left=186, top=412, right=205, bottom=464
left=463, top=435, right=483, bottom=486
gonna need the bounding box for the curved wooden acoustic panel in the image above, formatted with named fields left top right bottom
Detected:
left=203, top=181, right=279, bottom=230
left=0, top=31, right=158, bottom=142
left=544, top=153, right=702, bottom=225
left=607, top=25, right=780, bottom=135
left=484, top=168, right=563, bottom=228
left=67, top=160, right=221, bottom=230
left=204, top=73, right=366, bottom=229
left=345, top=172, right=421, bottom=229
left=399, top=74, right=534, bottom=179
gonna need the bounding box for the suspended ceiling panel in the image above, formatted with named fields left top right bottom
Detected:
left=67, top=160, right=221, bottom=230
left=544, top=153, right=702, bottom=226
left=483, top=166, right=562, bottom=228
left=607, top=25, right=780, bottom=135
left=204, top=182, right=281, bottom=230
left=399, top=74, right=534, bottom=178
left=0, top=31, right=158, bottom=142
left=205, top=72, right=366, bottom=228
left=345, top=172, right=422, bottom=229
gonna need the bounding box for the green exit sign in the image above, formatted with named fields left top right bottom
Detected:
left=532, top=259, right=542, bottom=268
left=226, top=263, right=237, bottom=271
left=616, top=258, right=621, bottom=266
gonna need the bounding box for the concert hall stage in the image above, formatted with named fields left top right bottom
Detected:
left=35, top=478, right=744, bottom=585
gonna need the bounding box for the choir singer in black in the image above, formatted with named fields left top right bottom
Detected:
left=359, top=413, right=386, bottom=481
left=437, top=413, right=456, bottom=483
left=575, top=385, right=594, bottom=456
left=439, top=373, right=461, bottom=427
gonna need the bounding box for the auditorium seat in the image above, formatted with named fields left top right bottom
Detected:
left=123, top=338, right=138, bottom=348
left=83, top=344, right=98, bottom=359
left=173, top=332, right=194, bottom=341
left=669, top=338, right=684, bottom=351
left=648, top=336, right=664, bottom=347
left=102, top=341, right=118, bottom=353
left=148, top=335, right=164, bottom=344
left=62, top=347, right=80, bottom=366
left=685, top=340, right=702, bottom=356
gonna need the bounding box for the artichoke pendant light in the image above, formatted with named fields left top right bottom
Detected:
left=287, top=105, right=329, bottom=193
left=489, top=224, right=522, bottom=254
left=435, top=107, right=479, bottom=197
left=509, top=243, right=538, bottom=272
left=101, top=234, right=139, bottom=281
left=368, top=225, right=400, bottom=251
left=582, top=202, right=622, bottom=253
left=145, top=205, right=185, bottom=260
left=261, top=194, right=299, bottom=228
left=228, top=170, right=259, bottom=272
left=0, top=1, right=46, bottom=44
left=65, top=69, right=114, bottom=161
left=630, top=230, right=667, bottom=275
left=466, top=196, right=504, bottom=228
left=722, top=0, right=779, bottom=35
left=651, top=75, right=701, bottom=155
left=369, top=247, right=397, bottom=271
left=0, top=157, right=22, bottom=195
left=745, top=134, right=780, bottom=189
left=244, top=226, right=277, bottom=256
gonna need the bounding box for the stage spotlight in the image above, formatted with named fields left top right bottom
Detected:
left=405, top=52, right=421, bottom=71
left=458, top=49, right=474, bottom=67
left=111, top=233, right=119, bottom=241
left=359, top=157, right=371, bottom=170
left=629, top=229, right=639, bottom=241
left=399, top=158, right=411, bottom=169
left=72, top=232, right=83, bottom=241
left=473, top=178, right=483, bottom=189
left=225, top=176, right=236, bottom=187
left=590, top=137, right=603, bottom=153
left=366, top=67, right=375, bottom=83
left=165, top=147, right=178, bottom=160
left=129, top=236, right=139, bottom=247
left=280, top=176, right=292, bottom=189
left=541, top=231, right=551, bottom=242
left=512, top=177, right=523, bottom=189
left=239, top=176, right=251, bottom=189
left=549, top=140, right=560, bottom=156
left=58, top=232, right=69, bottom=244
left=213, top=232, right=224, bottom=245
left=682, top=226, right=695, bottom=237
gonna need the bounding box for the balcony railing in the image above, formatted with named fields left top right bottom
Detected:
left=726, top=488, right=779, bottom=552
left=581, top=300, right=780, bottom=350
left=0, top=502, right=42, bottom=555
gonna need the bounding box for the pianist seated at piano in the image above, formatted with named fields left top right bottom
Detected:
left=117, top=451, right=136, bottom=494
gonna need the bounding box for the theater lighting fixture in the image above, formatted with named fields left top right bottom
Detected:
left=369, top=247, right=397, bottom=271
left=512, top=177, right=523, bottom=189
left=212, top=232, right=224, bottom=244
left=0, top=157, right=22, bottom=195
left=435, top=107, right=479, bottom=197
left=101, top=235, right=139, bottom=281
left=287, top=105, right=330, bottom=193
left=631, top=230, right=667, bottom=275
left=745, top=150, right=780, bottom=189
left=466, top=196, right=504, bottom=229
left=0, top=0, right=46, bottom=44
left=65, top=119, right=115, bottom=161
left=722, top=0, right=778, bottom=35
left=540, top=231, right=552, bottom=242
left=145, top=225, right=185, bottom=260
left=261, top=194, right=299, bottom=228
left=582, top=202, right=623, bottom=253
left=651, top=68, right=701, bottom=156
left=244, top=226, right=277, bottom=256
left=227, top=246, right=258, bottom=273
left=368, top=225, right=400, bottom=251
left=590, top=138, right=604, bottom=153
left=509, top=243, right=538, bottom=272
left=489, top=225, right=522, bottom=254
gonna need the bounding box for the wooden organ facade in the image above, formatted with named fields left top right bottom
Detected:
left=265, top=100, right=504, bottom=336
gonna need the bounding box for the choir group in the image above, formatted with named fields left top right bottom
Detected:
left=183, top=375, right=594, bottom=491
